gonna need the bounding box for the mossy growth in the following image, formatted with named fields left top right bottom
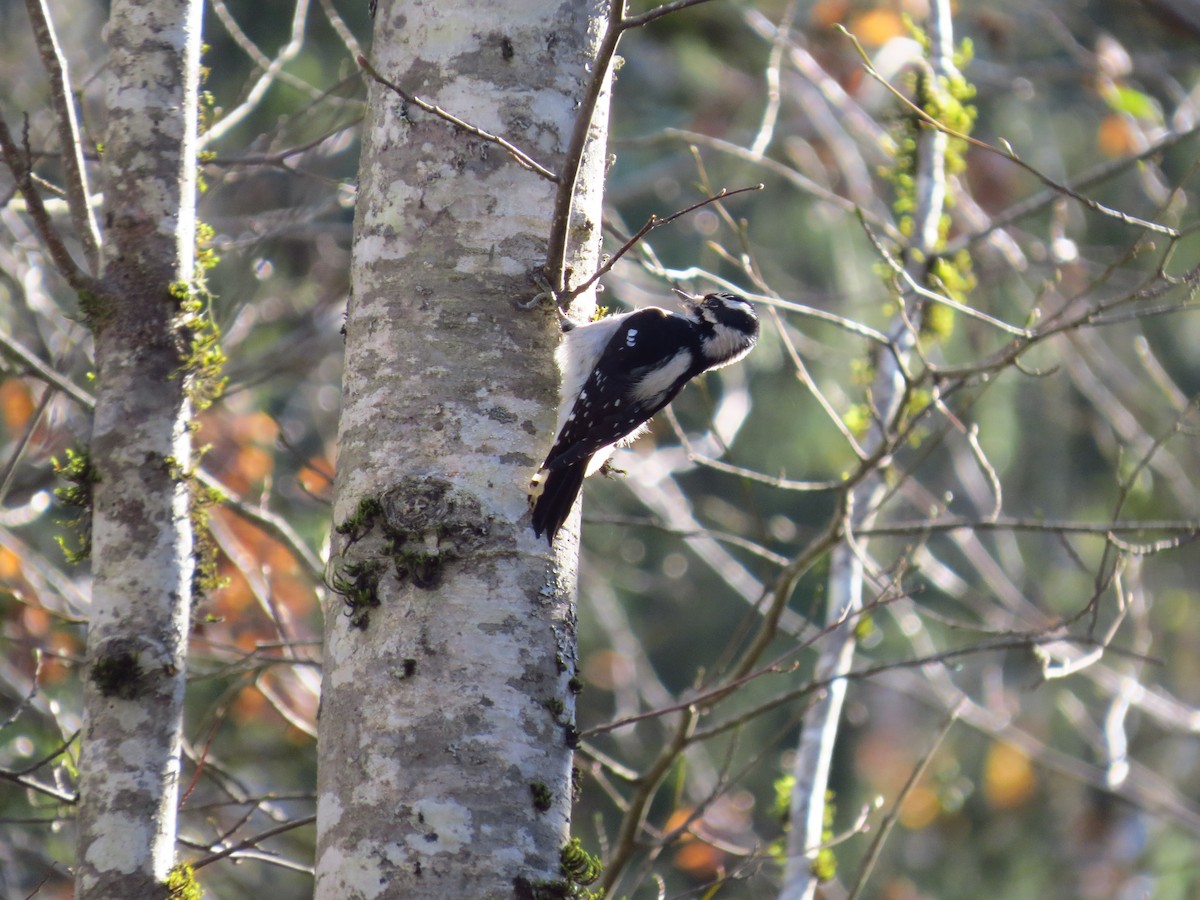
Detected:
left=190, top=481, right=229, bottom=602
left=340, top=479, right=494, bottom=591
left=90, top=649, right=142, bottom=699
left=879, top=17, right=978, bottom=340
left=772, top=773, right=795, bottom=823
left=540, top=692, right=579, bottom=748
left=335, top=496, right=385, bottom=543
left=853, top=611, right=876, bottom=642
left=162, top=220, right=228, bottom=610
left=514, top=836, right=604, bottom=899
left=809, top=790, right=839, bottom=883
left=163, top=454, right=228, bottom=606
left=173, top=263, right=227, bottom=416
left=559, top=837, right=603, bottom=888
left=51, top=447, right=99, bottom=564
left=75, top=286, right=113, bottom=332
left=530, top=781, right=553, bottom=813
left=166, top=862, right=203, bottom=899
left=330, top=558, right=385, bottom=629
left=166, top=862, right=204, bottom=899
left=842, top=403, right=872, bottom=440
left=389, top=540, right=444, bottom=589
left=768, top=778, right=838, bottom=882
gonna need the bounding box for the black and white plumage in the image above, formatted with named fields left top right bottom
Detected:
left=529, top=290, right=759, bottom=542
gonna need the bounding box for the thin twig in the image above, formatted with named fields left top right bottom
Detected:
left=655, top=127, right=899, bottom=235
left=24, top=0, right=101, bottom=274
left=623, top=0, right=719, bottom=29
left=857, top=209, right=1034, bottom=337
left=0, top=329, right=96, bottom=408
left=0, top=115, right=97, bottom=295
left=317, top=0, right=365, bottom=62
left=0, top=331, right=323, bottom=578
left=946, top=123, right=1200, bottom=255
left=209, top=0, right=323, bottom=99
left=203, top=0, right=327, bottom=147
left=0, top=385, right=55, bottom=510
left=563, top=184, right=763, bottom=300
left=846, top=704, right=961, bottom=900
left=357, top=54, right=558, bottom=183
left=545, top=0, right=722, bottom=294
left=839, top=25, right=1181, bottom=238
left=195, top=469, right=325, bottom=580
left=544, top=0, right=626, bottom=292
left=205, top=113, right=363, bottom=169
left=189, top=814, right=318, bottom=870
left=749, top=0, right=797, bottom=158
left=15, top=731, right=80, bottom=778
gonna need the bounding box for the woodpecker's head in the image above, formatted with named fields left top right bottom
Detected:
left=673, top=288, right=760, bottom=369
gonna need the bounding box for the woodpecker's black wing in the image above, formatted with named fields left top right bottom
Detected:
left=531, top=309, right=701, bottom=541
left=542, top=309, right=701, bottom=472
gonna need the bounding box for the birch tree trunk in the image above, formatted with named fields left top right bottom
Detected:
left=314, top=0, right=610, bottom=896
left=74, top=0, right=203, bottom=895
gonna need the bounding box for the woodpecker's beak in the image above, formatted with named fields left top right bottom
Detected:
left=672, top=288, right=703, bottom=306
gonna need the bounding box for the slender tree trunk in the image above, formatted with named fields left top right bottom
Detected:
left=314, top=1, right=609, bottom=897
left=780, top=3, right=955, bottom=897
left=74, top=0, right=203, bottom=896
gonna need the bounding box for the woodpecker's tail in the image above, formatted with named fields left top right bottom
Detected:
left=530, top=462, right=587, bottom=543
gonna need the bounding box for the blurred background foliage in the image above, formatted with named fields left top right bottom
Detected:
left=2, top=0, right=1199, bottom=897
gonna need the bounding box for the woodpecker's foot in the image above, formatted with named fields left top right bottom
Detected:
left=597, top=459, right=626, bottom=479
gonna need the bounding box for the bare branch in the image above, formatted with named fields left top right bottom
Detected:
left=203, top=0, right=327, bottom=147
left=23, top=0, right=102, bottom=274
left=846, top=704, right=961, bottom=900
left=356, top=54, right=558, bottom=183
left=564, top=184, right=763, bottom=301
left=188, top=814, right=318, bottom=870
left=0, top=328, right=95, bottom=408
left=838, top=25, right=1181, bottom=239
left=0, top=114, right=97, bottom=295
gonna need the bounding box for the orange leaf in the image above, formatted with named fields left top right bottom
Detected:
left=234, top=410, right=280, bottom=445
left=664, top=806, right=697, bottom=837
left=673, top=840, right=723, bottom=878
left=235, top=444, right=274, bottom=486
left=983, top=741, right=1036, bottom=809
left=298, top=456, right=333, bottom=493
left=898, top=784, right=940, bottom=829
left=0, top=545, right=22, bottom=579
left=231, top=684, right=268, bottom=723
left=847, top=9, right=906, bottom=47
left=1097, top=114, right=1138, bottom=158
left=0, top=380, right=35, bottom=432
left=22, top=605, right=52, bottom=638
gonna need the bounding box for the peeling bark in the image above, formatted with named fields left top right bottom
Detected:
left=73, top=0, right=203, bottom=896
left=314, top=0, right=610, bottom=896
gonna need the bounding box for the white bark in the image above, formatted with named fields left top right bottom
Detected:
left=74, top=0, right=202, bottom=896
left=314, top=1, right=609, bottom=897
left=780, top=3, right=955, bottom=897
